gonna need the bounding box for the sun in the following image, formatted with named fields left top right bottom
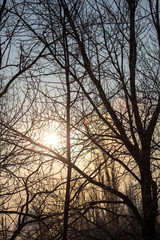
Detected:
left=43, top=132, right=59, bottom=148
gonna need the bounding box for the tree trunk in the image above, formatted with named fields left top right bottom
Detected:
left=141, top=219, right=157, bottom=240
left=140, top=159, right=158, bottom=240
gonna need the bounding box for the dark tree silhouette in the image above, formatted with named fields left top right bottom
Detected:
left=1, top=1, right=160, bottom=240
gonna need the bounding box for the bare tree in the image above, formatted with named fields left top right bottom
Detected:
left=0, top=1, right=60, bottom=239
left=1, top=0, right=160, bottom=240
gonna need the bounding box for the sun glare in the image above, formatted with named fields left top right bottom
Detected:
left=43, top=132, right=59, bottom=148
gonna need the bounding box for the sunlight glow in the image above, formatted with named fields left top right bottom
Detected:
left=43, top=132, right=59, bottom=148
